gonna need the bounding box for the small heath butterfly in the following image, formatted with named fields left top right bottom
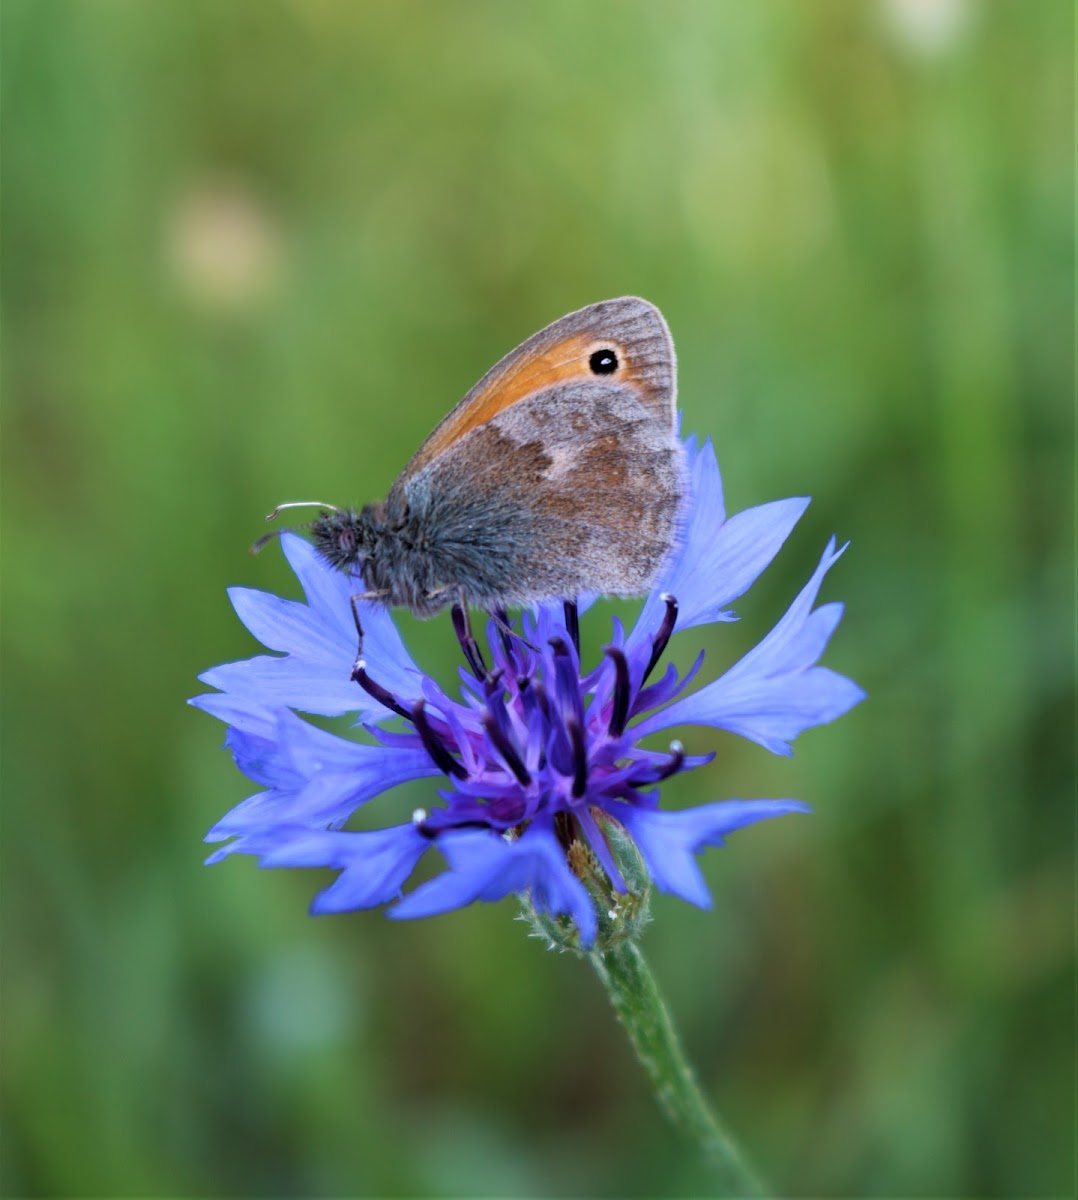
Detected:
left=259, top=297, right=685, bottom=617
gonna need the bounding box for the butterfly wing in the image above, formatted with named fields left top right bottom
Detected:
left=399, top=296, right=677, bottom=478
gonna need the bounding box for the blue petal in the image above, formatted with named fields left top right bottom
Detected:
left=281, top=534, right=421, bottom=699
left=199, top=534, right=424, bottom=719
left=620, top=800, right=811, bottom=907
left=223, top=726, right=297, bottom=791
left=679, top=495, right=812, bottom=622
left=631, top=440, right=809, bottom=644
left=198, top=656, right=375, bottom=719
left=637, top=538, right=865, bottom=753
left=389, top=827, right=598, bottom=947
left=204, top=709, right=440, bottom=838
left=207, top=823, right=432, bottom=911
left=229, top=587, right=351, bottom=667
left=310, top=826, right=433, bottom=913
left=188, top=692, right=278, bottom=737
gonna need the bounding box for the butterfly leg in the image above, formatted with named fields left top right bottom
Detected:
left=349, top=591, right=390, bottom=677
left=488, top=607, right=539, bottom=654
left=492, top=607, right=515, bottom=657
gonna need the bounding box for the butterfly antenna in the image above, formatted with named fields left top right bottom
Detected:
left=264, top=500, right=340, bottom=522
left=250, top=500, right=340, bottom=556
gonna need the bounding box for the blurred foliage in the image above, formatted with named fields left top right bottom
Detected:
left=2, top=0, right=1072, bottom=1196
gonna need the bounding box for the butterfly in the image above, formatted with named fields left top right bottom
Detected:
left=259, top=297, right=685, bottom=618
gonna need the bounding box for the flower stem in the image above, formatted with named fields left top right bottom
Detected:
left=589, top=939, right=767, bottom=1196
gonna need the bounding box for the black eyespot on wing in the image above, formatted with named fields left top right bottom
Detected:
left=589, top=348, right=618, bottom=375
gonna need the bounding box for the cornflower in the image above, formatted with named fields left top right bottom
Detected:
left=192, top=437, right=863, bottom=948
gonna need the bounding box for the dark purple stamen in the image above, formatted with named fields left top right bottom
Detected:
left=654, top=741, right=686, bottom=781
left=351, top=663, right=412, bottom=720
left=482, top=714, right=531, bottom=786
left=633, top=649, right=705, bottom=720
left=629, top=741, right=686, bottom=785
left=412, top=699, right=467, bottom=779
left=414, top=812, right=485, bottom=839
left=567, top=717, right=588, bottom=798
left=452, top=604, right=488, bottom=679
left=563, top=600, right=580, bottom=655
left=604, top=646, right=631, bottom=737
left=643, top=594, right=678, bottom=684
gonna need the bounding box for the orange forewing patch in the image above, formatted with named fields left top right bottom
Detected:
left=408, top=332, right=634, bottom=471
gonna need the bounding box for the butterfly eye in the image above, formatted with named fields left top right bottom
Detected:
left=589, top=348, right=619, bottom=375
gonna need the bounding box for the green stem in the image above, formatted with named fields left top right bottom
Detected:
left=589, top=939, right=767, bottom=1197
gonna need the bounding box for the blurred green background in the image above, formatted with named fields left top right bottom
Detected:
left=3, top=1, right=1072, bottom=1195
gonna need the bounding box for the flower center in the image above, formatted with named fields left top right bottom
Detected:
left=350, top=595, right=695, bottom=840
